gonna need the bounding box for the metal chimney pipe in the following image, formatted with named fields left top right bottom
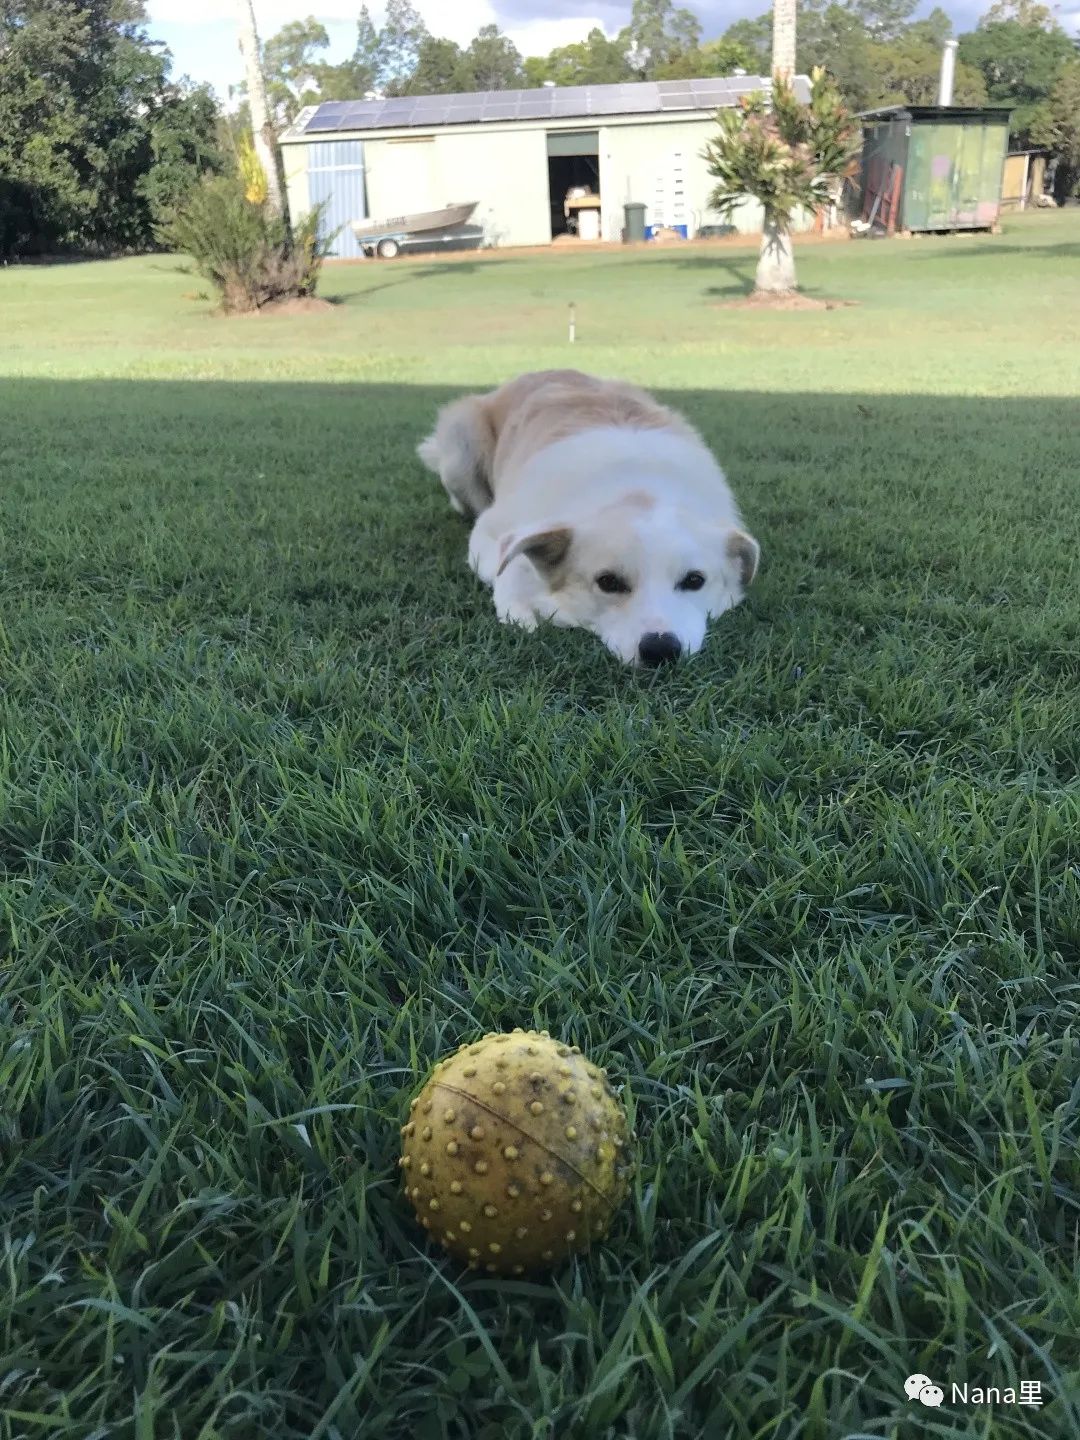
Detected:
left=938, top=39, right=958, bottom=107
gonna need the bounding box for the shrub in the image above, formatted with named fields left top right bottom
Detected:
left=158, top=174, right=334, bottom=313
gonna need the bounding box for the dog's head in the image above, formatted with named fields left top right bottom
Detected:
left=497, top=494, right=759, bottom=666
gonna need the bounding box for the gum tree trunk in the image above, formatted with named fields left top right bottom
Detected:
left=755, top=220, right=797, bottom=295
left=235, top=0, right=290, bottom=228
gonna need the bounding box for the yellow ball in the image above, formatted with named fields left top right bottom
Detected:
left=399, top=1028, right=634, bottom=1274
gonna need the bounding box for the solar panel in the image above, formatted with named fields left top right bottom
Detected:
left=611, top=92, right=656, bottom=114
left=295, top=74, right=804, bottom=134
left=411, top=98, right=451, bottom=120
left=378, top=98, right=416, bottom=120
left=550, top=91, right=588, bottom=115
left=339, top=102, right=381, bottom=125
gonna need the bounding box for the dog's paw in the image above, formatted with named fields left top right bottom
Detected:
left=469, top=537, right=498, bottom=582
left=495, top=599, right=540, bottom=631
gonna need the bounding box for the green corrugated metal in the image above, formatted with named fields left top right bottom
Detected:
left=861, top=117, right=905, bottom=187
left=860, top=108, right=1010, bottom=232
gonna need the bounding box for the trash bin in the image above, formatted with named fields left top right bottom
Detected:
left=623, top=202, right=647, bottom=243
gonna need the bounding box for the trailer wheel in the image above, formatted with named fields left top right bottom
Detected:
left=377, top=238, right=400, bottom=259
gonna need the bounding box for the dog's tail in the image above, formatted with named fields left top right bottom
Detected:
left=417, top=394, right=496, bottom=518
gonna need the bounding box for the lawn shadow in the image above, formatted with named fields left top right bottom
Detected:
left=909, top=239, right=1080, bottom=262
left=327, top=258, right=508, bottom=301
left=155, top=258, right=501, bottom=305
left=680, top=253, right=757, bottom=297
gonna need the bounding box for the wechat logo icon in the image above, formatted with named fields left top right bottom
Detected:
left=906, top=1374, right=944, bottom=1407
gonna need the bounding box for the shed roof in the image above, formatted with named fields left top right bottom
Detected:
left=860, top=104, right=1013, bottom=123
left=282, top=75, right=811, bottom=141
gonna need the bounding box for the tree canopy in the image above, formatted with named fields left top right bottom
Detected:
left=0, top=0, right=222, bottom=257
left=959, top=19, right=1077, bottom=141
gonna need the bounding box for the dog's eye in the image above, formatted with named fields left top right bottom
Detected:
left=595, top=572, right=631, bottom=595
left=677, top=571, right=705, bottom=591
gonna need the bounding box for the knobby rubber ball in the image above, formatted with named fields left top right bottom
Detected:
left=399, top=1028, right=634, bottom=1274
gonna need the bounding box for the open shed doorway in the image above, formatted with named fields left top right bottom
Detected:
left=547, top=130, right=601, bottom=240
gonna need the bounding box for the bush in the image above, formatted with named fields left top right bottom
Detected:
left=158, top=175, right=334, bottom=313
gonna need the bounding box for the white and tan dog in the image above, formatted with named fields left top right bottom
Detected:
left=418, top=369, right=759, bottom=666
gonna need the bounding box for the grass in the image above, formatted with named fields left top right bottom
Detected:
left=1, top=212, right=1079, bottom=1439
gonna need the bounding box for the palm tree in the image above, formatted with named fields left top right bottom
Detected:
left=772, top=0, right=797, bottom=82
left=705, top=71, right=858, bottom=297
left=235, top=0, right=290, bottom=226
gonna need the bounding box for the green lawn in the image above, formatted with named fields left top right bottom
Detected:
left=1, top=214, right=1079, bottom=1439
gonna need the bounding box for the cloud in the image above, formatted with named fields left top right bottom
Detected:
left=148, top=0, right=1003, bottom=49
left=493, top=0, right=627, bottom=23
left=148, top=1, right=498, bottom=44
left=148, top=0, right=1039, bottom=99
left=147, top=0, right=621, bottom=92
left=493, top=0, right=1007, bottom=38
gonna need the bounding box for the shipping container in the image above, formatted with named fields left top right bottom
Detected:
left=860, top=106, right=1011, bottom=234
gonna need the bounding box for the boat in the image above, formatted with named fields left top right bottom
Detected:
left=351, top=201, right=479, bottom=242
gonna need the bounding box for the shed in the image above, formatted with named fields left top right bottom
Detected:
left=280, top=76, right=813, bottom=257
left=1000, top=150, right=1047, bottom=211
left=859, top=105, right=1010, bottom=234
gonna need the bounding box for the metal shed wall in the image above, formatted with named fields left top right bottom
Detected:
left=285, top=109, right=820, bottom=252
left=305, top=140, right=367, bottom=258
left=905, top=117, right=1008, bottom=229
left=597, top=116, right=810, bottom=240
left=357, top=128, right=551, bottom=248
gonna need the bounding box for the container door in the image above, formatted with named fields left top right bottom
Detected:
left=905, top=125, right=937, bottom=231
left=951, top=123, right=986, bottom=226
left=917, top=123, right=962, bottom=229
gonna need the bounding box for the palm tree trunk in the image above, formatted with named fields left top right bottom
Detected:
left=755, top=220, right=797, bottom=295
left=235, top=0, right=290, bottom=228
left=772, top=0, right=797, bottom=82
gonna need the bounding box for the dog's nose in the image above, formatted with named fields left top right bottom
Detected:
left=638, top=631, right=682, bottom=667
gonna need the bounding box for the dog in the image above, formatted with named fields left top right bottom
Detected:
left=418, top=369, right=759, bottom=667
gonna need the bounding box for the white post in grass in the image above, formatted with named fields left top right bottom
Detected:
left=569, top=302, right=576, bottom=343
left=235, top=0, right=290, bottom=226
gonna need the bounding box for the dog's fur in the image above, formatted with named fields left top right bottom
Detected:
left=418, top=369, right=759, bottom=665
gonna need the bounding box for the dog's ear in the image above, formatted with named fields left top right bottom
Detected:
left=496, top=525, right=574, bottom=578
left=725, top=528, right=760, bottom=588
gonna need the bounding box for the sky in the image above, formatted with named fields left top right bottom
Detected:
left=146, top=1, right=1078, bottom=101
